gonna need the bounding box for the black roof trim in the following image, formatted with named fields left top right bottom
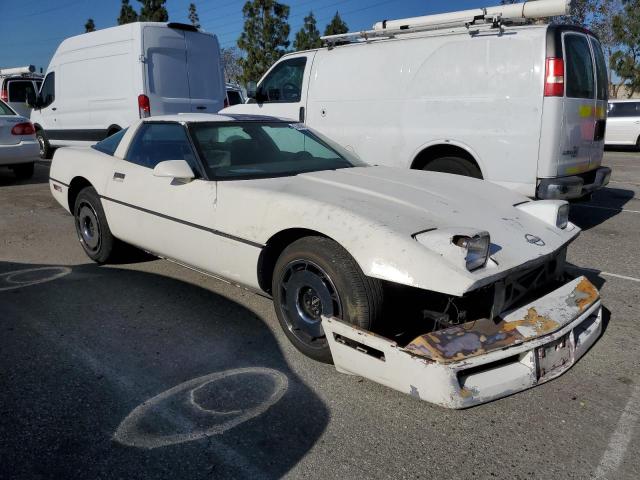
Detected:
left=167, top=22, right=199, bottom=32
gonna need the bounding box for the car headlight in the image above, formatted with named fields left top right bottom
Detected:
left=453, top=232, right=490, bottom=271
left=515, top=200, right=570, bottom=230
left=557, top=203, right=569, bottom=229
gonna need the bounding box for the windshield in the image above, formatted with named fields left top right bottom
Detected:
left=188, top=121, right=367, bottom=179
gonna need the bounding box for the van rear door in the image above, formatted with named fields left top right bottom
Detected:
left=558, top=32, right=601, bottom=176
left=184, top=31, right=224, bottom=113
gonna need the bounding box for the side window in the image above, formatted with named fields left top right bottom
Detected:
left=39, top=72, right=55, bottom=108
left=609, top=102, right=640, bottom=118
left=258, top=57, right=307, bottom=103
left=92, top=128, right=128, bottom=156
left=126, top=123, right=199, bottom=173
left=564, top=34, right=595, bottom=99
left=0, top=100, right=16, bottom=115
left=590, top=38, right=608, bottom=101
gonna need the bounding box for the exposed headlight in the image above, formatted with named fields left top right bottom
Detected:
left=453, top=232, right=490, bottom=271
left=556, top=203, right=569, bottom=229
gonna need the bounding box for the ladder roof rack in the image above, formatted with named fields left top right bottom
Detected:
left=321, top=0, right=569, bottom=46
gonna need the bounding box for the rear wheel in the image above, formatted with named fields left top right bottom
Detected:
left=73, top=186, right=116, bottom=264
left=36, top=130, right=53, bottom=160
left=422, top=156, right=482, bottom=179
left=272, top=236, right=383, bottom=363
left=12, top=163, right=34, bottom=180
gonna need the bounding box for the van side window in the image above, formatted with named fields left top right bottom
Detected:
left=39, top=72, right=55, bottom=108
left=258, top=57, right=307, bottom=103
left=126, top=123, right=199, bottom=174
left=564, top=35, right=594, bottom=99
left=590, top=38, right=608, bottom=101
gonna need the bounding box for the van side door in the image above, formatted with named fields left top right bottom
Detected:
left=589, top=37, right=608, bottom=171
left=184, top=31, right=225, bottom=113
left=226, top=53, right=316, bottom=122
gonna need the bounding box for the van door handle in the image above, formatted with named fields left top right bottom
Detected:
left=51, top=107, right=57, bottom=111
left=299, top=106, right=305, bottom=122
left=196, top=106, right=206, bottom=110
left=113, top=172, right=125, bottom=181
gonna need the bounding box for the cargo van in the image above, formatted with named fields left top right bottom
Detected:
left=223, top=0, right=611, bottom=199
left=0, top=66, right=43, bottom=118
left=30, top=22, right=226, bottom=159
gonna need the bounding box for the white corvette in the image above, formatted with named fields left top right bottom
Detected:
left=49, top=114, right=602, bottom=408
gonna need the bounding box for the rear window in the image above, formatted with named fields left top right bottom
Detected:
left=227, top=90, right=243, bottom=105
left=92, top=128, right=128, bottom=156
left=608, top=102, right=640, bottom=118
left=564, top=34, right=595, bottom=99
left=0, top=100, right=16, bottom=115
left=591, top=38, right=608, bottom=100
left=8, top=80, right=37, bottom=103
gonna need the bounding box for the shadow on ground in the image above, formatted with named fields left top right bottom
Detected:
left=569, top=187, right=636, bottom=230
left=0, top=162, right=49, bottom=187
left=0, top=261, right=328, bottom=479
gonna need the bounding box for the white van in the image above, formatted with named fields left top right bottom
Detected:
left=223, top=1, right=610, bottom=200
left=0, top=66, right=43, bottom=118
left=605, top=99, right=640, bottom=149
left=30, top=22, right=226, bottom=159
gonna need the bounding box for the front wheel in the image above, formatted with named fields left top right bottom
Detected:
left=74, top=187, right=117, bottom=263
left=36, top=130, right=53, bottom=160
left=422, top=156, right=482, bottom=179
left=272, top=236, right=383, bottom=363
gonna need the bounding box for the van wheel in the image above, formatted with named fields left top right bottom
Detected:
left=423, top=156, right=482, bottom=179
left=73, top=187, right=117, bottom=264
left=13, top=163, right=35, bottom=180
left=272, top=236, right=383, bottom=363
left=36, top=130, right=53, bottom=160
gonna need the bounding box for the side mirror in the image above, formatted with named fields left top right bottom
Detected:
left=246, top=81, right=257, bottom=99
left=153, top=160, right=195, bottom=182
left=26, top=91, right=37, bottom=108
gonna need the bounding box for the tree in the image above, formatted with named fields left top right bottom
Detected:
left=118, top=0, right=138, bottom=25
left=138, top=0, right=169, bottom=22
left=221, top=47, right=243, bottom=84
left=294, top=11, right=322, bottom=51
left=188, top=3, right=200, bottom=28
left=237, top=1, right=291, bottom=84
left=611, top=0, right=640, bottom=97
left=324, top=11, right=348, bottom=36
left=85, top=18, right=96, bottom=33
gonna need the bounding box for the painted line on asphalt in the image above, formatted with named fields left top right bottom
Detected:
left=0, top=266, right=72, bottom=291
left=572, top=204, right=640, bottom=214
left=593, top=384, right=640, bottom=479
left=566, top=266, right=640, bottom=284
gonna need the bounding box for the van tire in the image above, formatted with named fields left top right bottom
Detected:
left=272, top=236, right=384, bottom=364
left=13, top=163, right=35, bottom=180
left=423, top=156, right=482, bottom=179
left=36, top=130, right=53, bottom=160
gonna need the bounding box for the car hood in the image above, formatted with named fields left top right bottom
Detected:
left=218, top=166, right=579, bottom=295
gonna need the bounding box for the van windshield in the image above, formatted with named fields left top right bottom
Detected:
left=188, top=122, right=367, bottom=180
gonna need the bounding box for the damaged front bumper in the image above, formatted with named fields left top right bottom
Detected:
left=323, top=276, right=602, bottom=408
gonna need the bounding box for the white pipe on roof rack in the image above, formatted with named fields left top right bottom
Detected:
left=0, top=65, right=36, bottom=76
left=372, top=0, right=569, bottom=31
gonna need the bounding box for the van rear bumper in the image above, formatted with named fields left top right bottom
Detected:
left=536, top=167, right=611, bottom=200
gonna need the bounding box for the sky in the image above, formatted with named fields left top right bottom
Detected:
left=0, top=0, right=499, bottom=73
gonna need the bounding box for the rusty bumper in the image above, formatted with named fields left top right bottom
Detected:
left=323, top=276, right=602, bottom=408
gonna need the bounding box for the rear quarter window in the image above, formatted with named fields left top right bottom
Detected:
left=564, top=34, right=595, bottom=99
left=92, top=128, right=128, bottom=156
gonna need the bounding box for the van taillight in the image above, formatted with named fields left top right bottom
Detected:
left=0, top=88, right=7, bottom=102
left=544, top=57, right=564, bottom=97
left=11, top=122, right=36, bottom=135
left=138, top=94, right=151, bottom=118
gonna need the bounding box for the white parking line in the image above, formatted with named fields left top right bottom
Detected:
left=572, top=204, right=640, bottom=214
left=566, top=267, right=640, bottom=284
left=593, top=384, right=640, bottom=479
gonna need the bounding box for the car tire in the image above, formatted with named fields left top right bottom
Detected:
left=73, top=186, right=117, bottom=264
left=13, top=162, right=34, bottom=180
left=423, top=156, right=482, bottom=179
left=36, top=130, right=53, bottom=160
left=272, top=236, right=384, bottom=363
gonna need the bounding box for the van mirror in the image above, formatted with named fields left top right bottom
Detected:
left=246, top=81, right=257, bottom=99
left=153, top=160, right=195, bottom=182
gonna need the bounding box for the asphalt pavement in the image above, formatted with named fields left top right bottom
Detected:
left=1, top=151, right=639, bottom=479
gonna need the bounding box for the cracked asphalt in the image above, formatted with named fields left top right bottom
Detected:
left=1, top=151, right=639, bottom=479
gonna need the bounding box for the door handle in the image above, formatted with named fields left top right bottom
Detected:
left=51, top=107, right=57, bottom=111
left=196, top=105, right=206, bottom=110
left=113, top=172, right=125, bottom=181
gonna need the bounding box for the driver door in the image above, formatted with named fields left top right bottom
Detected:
left=233, top=52, right=315, bottom=122
left=104, top=122, right=220, bottom=271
